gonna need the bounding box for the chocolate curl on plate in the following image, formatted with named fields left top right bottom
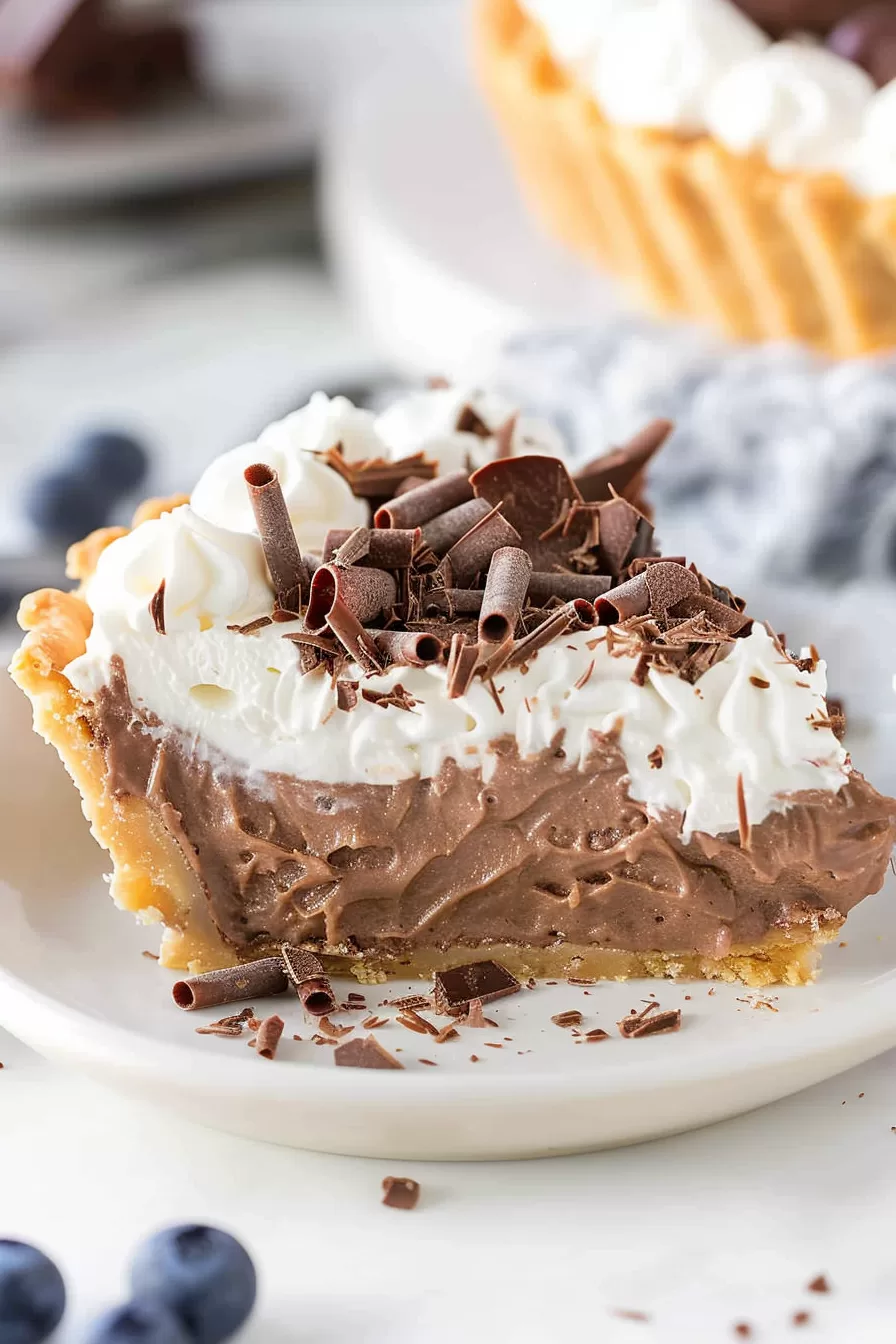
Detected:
left=446, top=633, right=480, bottom=699
left=479, top=546, right=533, bottom=644
left=244, top=463, right=309, bottom=610
left=527, top=571, right=612, bottom=604
left=325, top=597, right=384, bottom=672
left=595, top=573, right=650, bottom=625
left=172, top=957, right=287, bottom=1011
left=323, top=527, right=421, bottom=568
left=423, top=588, right=484, bottom=617
left=420, top=496, right=493, bottom=556
left=506, top=599, right=596, bottom=670
left=305, top=564, right=398, bottom=634
left=374, top=629, right=445, bottom=667
left=573, top=418, right=673, bottom=504
left=280, top=944, right=336, bottom=1017
left=255, top=1014, right=285, bottom=1060
left=374, top=470, right=473, bottom=529
left=436, top=504, right=522, bottom=588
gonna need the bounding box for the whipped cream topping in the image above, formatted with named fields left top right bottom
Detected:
left=374, top=385, right=566, bottom=476
left=520, top=0, right=896, bottom=196
left=67, top=620, right=848, bottom=842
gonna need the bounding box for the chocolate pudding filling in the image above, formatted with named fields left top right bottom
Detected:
left=93, top=662, right=896, bottom=964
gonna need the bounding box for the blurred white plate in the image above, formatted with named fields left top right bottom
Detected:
left=2, top=671, right=896, bottom=1160
left=0, top=97, right=312, bottom=208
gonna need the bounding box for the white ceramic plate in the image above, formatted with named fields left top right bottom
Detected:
left=3, top=671, right=896, bottom=1161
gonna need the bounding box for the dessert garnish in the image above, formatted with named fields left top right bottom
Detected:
left=381, top=1177, right=421, bottom=1210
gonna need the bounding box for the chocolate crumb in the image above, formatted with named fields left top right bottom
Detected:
left=434, top=1023, right=459, bottom=1043
left=749, top=675, right=770, bottom=689
left=647, top=744, right=664, bottom=770
left=618, top=1003, right=682, bottom=1038
left=382, top=1176, right=420, bottom=1210
left=551, top=1010, right=584, bottom=1028
left=334, top=1035, right=404, bottom=1069
left=583, top=1029, right=610, bottom=1042
left=793, top=1311, right=811, bottom=1327
left=292, top=1034, right=303, bottom=1041
left=142, top=950, right=159, bottom=960
left=362, top=1015, right=389, bottom=1030
left=526, top=977, right=537, bottom=990
left=469, top=1054, right=480, bottom=1062
left=418, top=1058, right=438, bottom=1066
left=612, top=1310, right=650, bottom=1323
left=484, top=1042, right=503, bottom=1048
left=733, top=1325, right=753, bottom=1339
left=807, top=1275, right=831, bottom=1294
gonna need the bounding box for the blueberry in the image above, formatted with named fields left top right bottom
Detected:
left=23, top=468, right=112, bottom=543
left=85, top=1299, right=192, bottom=1344
left=0, top=1240, right=66, bottom=1344
left=130, top=1226, right=256, bottom=1344
left=69, top=430, right=149, bottom=496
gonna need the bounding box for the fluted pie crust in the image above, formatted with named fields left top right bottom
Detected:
left=10, top=500, right=849, bottom=986
left=475, top=0, right=896, bottom=356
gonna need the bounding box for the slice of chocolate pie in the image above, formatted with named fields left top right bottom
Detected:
left=11, top=389, right=896, bottom=987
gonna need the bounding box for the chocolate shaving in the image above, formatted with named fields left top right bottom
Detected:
left=493, top=413, right=517, bottom=459
left=194, top=1007, right=255, bottom=1038
left=594, top=495, right=652, bottom=576
left=437, top=503, right=522, bottom=587
left=526, top=571, right=611, bottom=603
left=149, top=580, right=166, bottom=635
left=434, top=1022, right=459, bottom=1043
left=324, top=527, right=421, bottom=569
left=573, top=418, right=673, bottom=504
left=384, top=994, right=432, bottom=1010
left=479, top=546, right=533, bottom=644
left=375, top=470, right=473, bottom=529
left=228, top=615, right=273, bottom=636
left=668, top=593, right=753, bottom=637
left=362, top=683, right=420, bottom=713
left=471, top=454, right=589, bottom=568
left=445, top=634, right=480, bottom=699
left=807, top=1275, right=831, bottom=1294
left=396, top=1007, right=440, bottom=1036
left=324, top=449, right=436, bottom=500
left=737, top=774, right=751, bottom=850
left=244, top=463, right=309, bottom=610
left=172, top=957, right=287, bottom=1011
left=324, top=597, right=384, bottom=673
left=254, top=1014, right=285, bottom=1059
left=279, top=945, right=336, bottom=1017
left=617, top=1005, right=682, bottom=1038
left=648, top=745, right=664, bottom=770
left=505, top=599, right=596, bottom=670
left=373, top=629, right=445, bottom=667
left=334, top=1035, right=404, bottom=1070
left=420, top=496, right=493, bottom=556
left=382, top=1176, right=420, bottom=1210
left=433, top=960, right=521, bottom=1016
left=336, top=680, right=359, bottom=711
left=306, top=564, right=398, bottom=634
left=583, top=1028, right=610, bottom=1042
left=362, top=1015, right=389, bottom=1030
left=551, top=1010, right=584, bottom=1027
left=455, top=403, right=491, bottom=436
left=318, top=1015, right=353, bottom=1040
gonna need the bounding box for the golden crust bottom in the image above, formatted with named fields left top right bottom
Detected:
left=474, top=0, right=896, bottom=356
left=11, top=555, right=843, bottom=986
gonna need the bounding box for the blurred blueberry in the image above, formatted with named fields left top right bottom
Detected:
left=0, top=1240, right=66, bottom=1344
left=130, top=1226, right=256, bottom=1344
left=69, top=430, right=149, bottom=496
left=23, top=468, right=111, bottom=543
left=85, top=1299, right=192, bottom=1344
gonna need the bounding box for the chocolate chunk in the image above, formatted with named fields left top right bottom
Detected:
left=471, top=455, right=589, bottom=567
left=172, top=957, right=288, bottom=1011
left=382, top=1176, right=421, bottom=1209
left=373, top=629, right=445, bottom=667
left=595, top=573, right=650, bottom=625
left=506, top=599, right=596, bottom=668
left=479, top=546, right=533, bottom=644
left=374, top=470, right=473, bottom=529
left=306, top=564, right=398, bottom=634
left=336, top=680, right=359, bottom=711
left=420, top=497, right=493, bottom=556
left=437, top=504, right=522, bottom=587
left=573, top=418, right=673, bottom=504
left=526, top=571, right=611, bottom=603
left=334, top=1035, right=404, bottom=1070
left=254, top=1014, right=285, bottom=1059
left=432, top=960, right=521, bottom=1016
left=149, top=579, right=166, bottom=635
left=279, top=945, right=336, bottom=1017
left=617, top=1005, right=682, bottom=1038
left=244, top=463, right=309, bottom=611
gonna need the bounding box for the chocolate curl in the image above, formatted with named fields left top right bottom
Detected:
left=305, top=564, right=398, bottom=634
left=574, top=419, right=673, bottom=504
left=527, top=572, right=612, bottom=603
left=323, top=528, right=421, bottom=568
left=506, top=599, right=596, bottom=669
left=325, top=597, right=384, bottom=672
left=395, top=474, right=429, bottom=496
left=374, top=629, right=445, bottom=667
left=668, top=593, right=754, bottom=637
left=595, top=573, right=650, bottom=625
left=446, top=634, right=480, bottom=699
left=280, top=944, right=336, bottom=1017
left=244, top=463, right=309, bottom=610
left=643, top=561, right=700, bottom=616
left=479, top=546, right=533, bottom=644
left=420, top=497, right=493, bottom=556
left=255, top=1014, right=285, bottom=1060
left=172, top=957, right=287, bottom=1011
left=436, top=504, right=522, bottom=588
left=424, top=588, right=484, bottom=617
left=374, top=470, right=473, bottom=529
